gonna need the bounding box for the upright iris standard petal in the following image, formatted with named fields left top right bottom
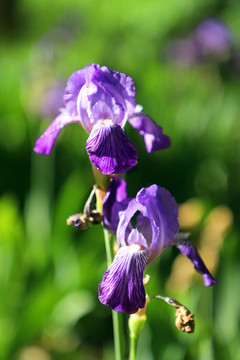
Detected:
left=128, top=113, right=171, bottom=153
left=136, top=185, right=179, bottom=253
left=116, top=185, right=179, bottom=258
left=98, top=244, right=149, bottom=314
left=33, top=112, right=81, bottom=155
left=85, top=121, right=138, bottom=175
left=90, top=66, right=136, bottom=127
left=172, top=234, right=217, bottom=286
left=64, top=64, right=99, bottom=118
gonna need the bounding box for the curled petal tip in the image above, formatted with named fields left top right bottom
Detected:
left=203, top=274, right=217, bottom=287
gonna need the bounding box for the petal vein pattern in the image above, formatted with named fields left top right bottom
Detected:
left=98, top=245, right=149, bottom=314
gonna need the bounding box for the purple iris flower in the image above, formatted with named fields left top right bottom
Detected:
left=165, top=18, right=231, bottom=67
left=99, top=178, right=217, bottom=314
left=194, top=18, right=231, bottom=60
left=33, top=63, right=170, bottom=175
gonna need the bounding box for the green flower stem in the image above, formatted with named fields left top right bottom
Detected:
left=128, top=309, right=147, bottom=360
left=129, top=334, right=138, bottom=360
left=103, top=226, right=114, bottom=268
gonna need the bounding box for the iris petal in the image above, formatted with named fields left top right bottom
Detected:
left=98, top=245, right=149, bottom=314
left=91, top=66, right=136, bottom=127
left=102, top=177, right=130, bottom=232
left=33, top=112, right=80, bottom=155
left=172, top=234, right=217, bottom=286
left=128, top=113, right=171, bottom=153
left=85, top=122, right=138, bottom=175
left=116, top=185, right=179, bottom=257
left=64, top=64, right=99, bottom=118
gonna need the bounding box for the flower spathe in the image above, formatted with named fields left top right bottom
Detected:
left=34, top=63, right=170, bottom=175
left=99, top=179, right=217, bottom=314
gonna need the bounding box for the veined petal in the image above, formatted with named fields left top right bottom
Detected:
left=64, top=64, right=100, bottom=133
left=128, top=113, right=171, bottom=153
left=116, top=185, right=179, bottom=258
left=91, top=66, right=136, bottom=127
left=64, top=64, right=99, bottom=118
left=33, top=112, right=80, bottom=155
left=98, top=245, right=149, bottom=314
left=85, top=122, right=138, bottom=175
left=172, top=234, right=217, bottom=286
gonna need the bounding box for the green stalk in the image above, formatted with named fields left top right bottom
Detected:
left=103, top=227, right=114, bottom=268
left=129, top=334, right=138, bottom=360
left=128, top=309, right=147, bottom=360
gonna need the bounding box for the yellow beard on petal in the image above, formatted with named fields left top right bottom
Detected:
left=128, top=244, right=143, bottom=253
left=102, top=119, right=114, bottom=126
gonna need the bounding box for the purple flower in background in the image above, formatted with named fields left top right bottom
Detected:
left=165, top=18, right=231, bottom=67
left=195, top=18, right=231, bottom=60
left=99, top=178, right=217, bottom=314
left=165, top=38, right=200, bottom=68
left=34, top=63, right=170, bottom=175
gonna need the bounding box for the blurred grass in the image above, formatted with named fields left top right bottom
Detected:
left=1, top=0, right=240, bottom=359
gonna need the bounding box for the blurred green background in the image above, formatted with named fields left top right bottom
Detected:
left=1, top=0, right=240, bottom=359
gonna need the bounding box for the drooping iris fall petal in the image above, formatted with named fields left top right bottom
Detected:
left=128, top=112, right=171, bottom=153
left=33, top=112, right=80, bottom=155
left=85, top=121, right=138, bottom=175
left=172, top=234, right=217, bottom=286
left=98, top=243, right=149, bottom=314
